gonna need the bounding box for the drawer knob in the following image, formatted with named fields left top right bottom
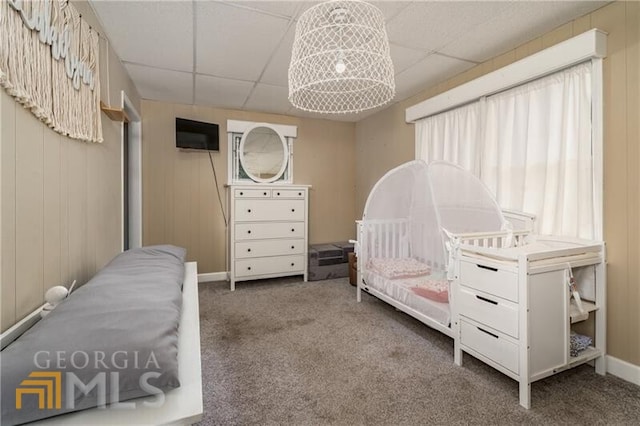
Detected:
left=277, top=192, right=281, bottom=196
left=247, top=248, right=251, bottom=252
left=247, top=230, right=252, bottom=234
left=291, top=208, right=295, bottom=212
left=291, top=228, right=295, bottom=232
left=298, top=192, right=301, bottom=196
left=247, top=209, right=252, bottom=213
left=247, top=266, right=251, bottom=271
left=291, top=245, right=295, bottom=249
left=291, top=263, right=295, bottom=267
left=240, top=191, right=243, bottom=195
left=263, top=192, right=267, bottom=196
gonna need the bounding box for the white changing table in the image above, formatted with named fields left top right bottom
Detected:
left=452, top=236, right=606, bottom=409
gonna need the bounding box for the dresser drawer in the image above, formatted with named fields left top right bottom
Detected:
left=235, top=199, right=305, bottom=222
left=458, top=286, right=519, bottom=338
left=235, top=188, right=271, bottom=198
left=460, top=320, right=519, bottom=375
left=235, top=239, right=304, bottom=259
left=235, top=255, right=305, bottom=278
left=235, top=222, right=304, bottom=240
left=458, top=260, right=518, bottom=302
left=273, top=189, right=305, bottom=198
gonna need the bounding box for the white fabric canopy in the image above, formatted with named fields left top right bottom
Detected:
left=362, top=160, right=507, bottom=274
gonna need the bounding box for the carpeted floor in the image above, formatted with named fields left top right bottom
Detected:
left=196, top=277, right=640, bottom=425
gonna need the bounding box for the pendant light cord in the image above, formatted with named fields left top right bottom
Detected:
left=209, top=151, right=228, bottom=227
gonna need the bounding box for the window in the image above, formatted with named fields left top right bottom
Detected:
left=416, top=62, right=597, bottom=239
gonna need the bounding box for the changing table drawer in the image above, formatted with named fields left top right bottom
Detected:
left=460, top=320, right=519, bottom=375
left=458, top=260, right=518, bottom=302
left=235, top=255, right=305, bottom=278
left=458, top=287, right=519, bottom=338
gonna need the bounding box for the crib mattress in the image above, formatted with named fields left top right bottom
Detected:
left=363, top=270, right=450, bottom=327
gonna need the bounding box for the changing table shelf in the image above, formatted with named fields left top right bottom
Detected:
left=570, top=300, right=598, bottom=323
left=453, top=236, right=606, bottom=409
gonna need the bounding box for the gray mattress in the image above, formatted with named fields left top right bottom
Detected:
left=1, top=245, right=186, bottom=426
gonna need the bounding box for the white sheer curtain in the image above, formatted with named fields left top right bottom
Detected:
left=415, top=62, right=595, bottom=239
left=481, top=63, right=593, bottom=238
left=415, top=101, right=481, bottom=175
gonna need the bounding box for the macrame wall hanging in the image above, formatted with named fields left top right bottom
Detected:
left=0, top=0, right=102, bottom=143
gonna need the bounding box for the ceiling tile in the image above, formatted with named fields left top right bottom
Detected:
left=294, top=2, right=322, bottom=19
left=91, top=1, right=193, bottom=72
left=394, top=54, right=475, bottom=101
left=125, top=64, right=193, bottom=105
left=390, top=43, right=428, bottom=76
left=260, top=24, right=295, bottom=86
left=196, top=1, right=290, bottom=81
left=220, top=1, right=302, bottom=18
left=244, top=83, right=292, bottom=115
left=195, top=75, right=255, bottom=109
left=370, top=1, right=412, bottom=21
left=386, top=1, right=512, bottom=52
left=440, top=1, right=609, bottom=63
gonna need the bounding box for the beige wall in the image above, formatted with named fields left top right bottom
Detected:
left=0, top=1, right=140, bottom=332
left=141, top=101, right=356, bottom=274
left=355, top=2, right=640, bottom=367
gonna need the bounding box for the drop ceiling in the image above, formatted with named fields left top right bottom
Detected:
left=89, top=0, right=609, bottom=122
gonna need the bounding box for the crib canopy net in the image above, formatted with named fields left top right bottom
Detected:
left=361, top=160, right=506, bottom=274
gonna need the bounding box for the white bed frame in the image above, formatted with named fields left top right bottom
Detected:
left=0, top=262, right=203, bottom=426
left=355, top=216, right=531, bottom=349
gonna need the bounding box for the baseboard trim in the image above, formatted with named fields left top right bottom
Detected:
left=607, top=355, right=640, bottom=386
left=197, top=272, right=228, bottom=283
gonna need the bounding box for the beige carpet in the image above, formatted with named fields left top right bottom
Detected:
left=196, top=277, right=640, bottom=425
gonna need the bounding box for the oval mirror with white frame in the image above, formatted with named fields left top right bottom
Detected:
left=227, top=119, right=296, bottom=185
left=239, top=124, right=288, bottom=183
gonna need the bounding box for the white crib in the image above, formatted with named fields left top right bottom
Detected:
left=355, top=217, right=530, bottom=339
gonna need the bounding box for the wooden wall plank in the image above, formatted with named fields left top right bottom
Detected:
left=86, top=140, right=99, bottom=278
left=172, top=148, right=196, bottom=259
left=141, top=102, right=170, bottom=245
left=67, top=141, right=89, bottom=286
left=515, top=38, right=543, bottom=61
left=95, top=119, right=123, bottom=269
left=43, top=131, right=62, bottom=290
left=1, top=92, right=17, bottom=331
left=625, top=0, right=640, bottom=364
left=588, top=0, right=630, bottom=362
left=59, top=134, right=70, bottom=287
left=14, top=106, right=44, bottom=320
left=541, top=22, right=573, bottom=48
left=491, top=49, right=517, bottom=71
left=573, top=13, right=592, bottom=35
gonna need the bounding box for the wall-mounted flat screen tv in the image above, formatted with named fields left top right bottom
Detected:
left=176, top=118, right=219, bottom=151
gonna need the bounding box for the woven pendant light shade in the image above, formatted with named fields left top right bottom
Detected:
left=288, top=0, right=395, bottom=114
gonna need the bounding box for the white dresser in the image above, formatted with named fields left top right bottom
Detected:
left=453, top=237, right=606, bottom=408
left=228, top=185, right=309, bottom=290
